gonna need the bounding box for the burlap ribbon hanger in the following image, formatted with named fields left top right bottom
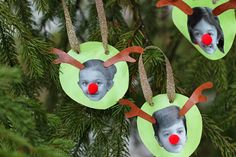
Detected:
left=138, top=54, right=154, bottom=105
left=62, top=0, right=109, bottom=54
left=95, top=0, right=109, bottom=54
left=61, top=0, right=80, bottom=53
left=138, top=46, right=176, bottom=106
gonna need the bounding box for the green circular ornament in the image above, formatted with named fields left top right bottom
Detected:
left=59, top=41, right=129, bottom=109
left=137, top=94, right=202, bottom=157
left=172, top=0, right=236, bottom=60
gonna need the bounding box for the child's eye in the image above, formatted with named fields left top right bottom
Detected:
left=208, top=32, right=214, bottom=36
left=82, top=81, right=88, bottom=86
left=96, top=81, right=102, bottom=85
left=194, top=32, right=201, bottom=37
left=163, top=133, right=170, bottom=137
left=177, top=130, right=184, bottom=134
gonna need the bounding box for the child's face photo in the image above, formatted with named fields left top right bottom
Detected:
left=79, top=69, right=110, bottom=101
left=78, top=59, right=117, bottom=101
left=192, top=19, right=218, bottom=54
left=152, top=106, right=187, bottom=153
left=188, top=7, right=224, bottom=54
left=156, top=119, right=187, bottom=153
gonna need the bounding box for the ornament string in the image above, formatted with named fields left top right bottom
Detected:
left=95, top=0, right=109, bottom=54
left=138, top=54, right=154, bottom=105
left=164, top=52, right=176, bottom=103
left=139, top=46, right=176, bottom=105
left=61, top=0, right=80, bottom=53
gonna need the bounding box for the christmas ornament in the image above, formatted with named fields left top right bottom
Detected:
left=52, top=43, right=143, bottom=109
left=136, top=90, right=209, bottom=157
left=120, top=47, right=213, bottom=156
left=156, top=0, right=236, bottom=60
left=50, top=0, right=144, bottom=109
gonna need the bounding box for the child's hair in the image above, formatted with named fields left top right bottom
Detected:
left=81, top=59, right=117, bottom=80
left=152, top=106, right=187, bottom=136
left=187, top=7, right=224, bottom=53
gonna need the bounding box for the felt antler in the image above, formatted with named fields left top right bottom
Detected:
left=156, top=0, right=193, bottom=15
left=103, top=46, right=144, bottom=67
left=51, top=48, right=85, bottom=69
left=119, top=99, right=157, bottom=124
left=179, top=82, right=213, bottom=116
left=212, top=0, right=236, bottom=16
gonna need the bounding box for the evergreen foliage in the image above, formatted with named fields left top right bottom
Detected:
left=0, top=0, right=236, bottom=157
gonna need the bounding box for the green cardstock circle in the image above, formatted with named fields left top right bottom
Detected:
left=137, top=94, right=202, bottom=157
left=172, top=0, right=236, bottom=60
left=59, top=41, right=129, bottom=109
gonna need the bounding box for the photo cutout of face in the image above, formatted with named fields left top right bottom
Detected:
left=187, top=7, right=224, bottom=54
left=78, top=59, right=117, bottom=101
left=152, top=106, right=187, bottom=153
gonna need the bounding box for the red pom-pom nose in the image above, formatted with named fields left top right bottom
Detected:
left=169, top=134, right=180, bottom=145
left=201, top=34, right=212, bottom=46
left=88, top=83, right=98, bottom=95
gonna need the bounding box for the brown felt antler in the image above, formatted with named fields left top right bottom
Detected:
left=119, top=99, right=157, bottom=124
left=179, top=82, right=213, bottom=116
left=51, top=48, right=85, bottom=69
left=103, top=46, right=144, bottom=67
left=156, top=0, right=193, bottom=15
left=212, top=0, right=236, bottom=16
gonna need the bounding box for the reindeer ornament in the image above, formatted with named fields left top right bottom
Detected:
left=51, top=0, right=144, bottom=109
left=120, top=49, right=213, bottom=156
left=52, top=44, right=144, bottom=109
left=156, top=0, right=236, bottom=60
left=120, top=82, right=213, bottom=157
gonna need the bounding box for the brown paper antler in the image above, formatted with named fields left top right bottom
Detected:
left=51, top=48, right=84, bottom=69
left=156, top=0, right=193, bottom=15
left=119, top=99, right=157, bottom=124
left=51, top=46, right=143, bottom=70
left=212, top=0, right=236, bottom=16
left=179, top=82, right=213, bottom=116
left=103, top=46, right=144, bottom=67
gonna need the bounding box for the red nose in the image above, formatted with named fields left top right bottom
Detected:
left=201, top=34, right=212, bottom=46
left=88, top=83, right=98, bottom=95
left=169, top=134, right=180, bottom=145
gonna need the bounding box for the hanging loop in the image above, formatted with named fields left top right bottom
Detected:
left=61, top=0, right=80, bottom=53
left=138, top=53, right=154, bottom=105
left=144, top=46, right=176, bottom=103
left=95, top=0, right=109, bottom=54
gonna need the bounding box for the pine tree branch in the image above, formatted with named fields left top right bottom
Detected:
left=202, top=114, right=236, bottom=157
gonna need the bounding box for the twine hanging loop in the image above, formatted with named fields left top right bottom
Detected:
left=139, top=46, right=176, bottom=104
left=61, top=0, right=80, bottom=53
left=95, top=0, right=109, bottom=54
